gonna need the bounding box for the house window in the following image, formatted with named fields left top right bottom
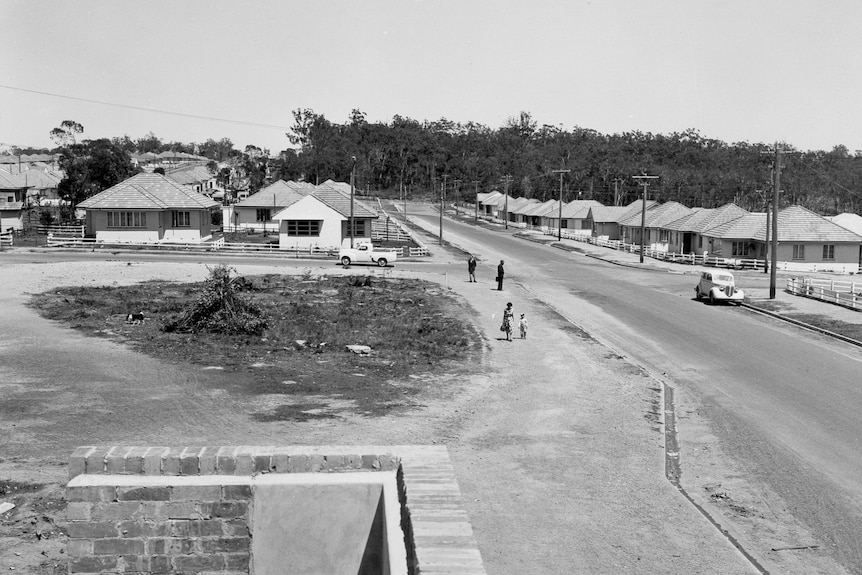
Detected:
left=659, top=230, right=669, bottom=242
left=172, top=211, right=191, bottom=227
left=792, top=244, right=805, bottom=260
left=823, top=244, right=835, bottom=260
left=346, top=220, right=366, bottom=236
left=256, top=208, right=271, bottom=222
left=732, top=242, right=747, bottom=256
left=107, top=211, right=147, bottom=228
left=698, top=236, right=703, bottom=249
left=561, top=220, right=568, bottom=229
left=286, top=220, right=321, bottom=236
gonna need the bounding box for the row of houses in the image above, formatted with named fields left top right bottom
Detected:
left=478, top=192, right=862, bottom=273
left=76, top=173, right=380, bottom=250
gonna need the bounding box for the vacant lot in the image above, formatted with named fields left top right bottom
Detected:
left=1, top=263, right=486, bottom=573
left=27, top=269, right=481, bottom=420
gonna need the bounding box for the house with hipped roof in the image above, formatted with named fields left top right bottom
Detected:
left=586, top=200, right=657, bottom=240
left=227, top=180, right=317, bottom=232
left=506, top=197, right=539, bottom=226
left=479, top=191, right=505, bottom=219
left=619, top=201, right=693, bottom=248
left=272, top=182, right=378, bottom=250
left=663, top=203, right=749, bottom=255
left=545, top=200, right=603, bottom=235
left=166, top=165, right=219, bottom=196
left=77, top=173, right=219, bottom=243
left=702, top=205, right=862, bottom=272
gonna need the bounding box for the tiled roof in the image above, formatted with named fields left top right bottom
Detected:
left=560, top=200, right=603, bottom=219
left=0, top=201, right=24, bottom=211
left=510, top=199, right=540, bottom=214
left=312, top=185, right=378, bottom=218
left=236, top=180, right=312, bottom=208
left=166, top=166, right=214, bottom=186
left=517, top=199, right=555, bottom=217
left=620, top=201, right=691, bottom=228
left=480, top=192, right=503, bottom=206
left=77, top=173, right=219, bottom=210
left=666, top=203, right=747, bottom=232
left=588, top=205, right=631, bottom=223
left=705, top=205, right=862, bottom=242
left=320, top=179, right=352, bottom=195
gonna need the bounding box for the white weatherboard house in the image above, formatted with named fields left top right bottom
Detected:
left=272, top=184, right=378, bottom=250
left=77, top=173, right=219, bottom=243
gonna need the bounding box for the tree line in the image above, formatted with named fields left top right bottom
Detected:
left=277, top=109, right=862, bottom=214
left=28, top=114, right=862, bottom=216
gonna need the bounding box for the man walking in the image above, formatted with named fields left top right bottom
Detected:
left=468, top=256, right=477, bottom=282
left=497, top=260, right=505, bottom=291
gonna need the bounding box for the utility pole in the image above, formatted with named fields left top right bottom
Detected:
left=763, top=195, right=770, bottom=275
left=349, top=155, right=356, bottom=248
left=613, top=178, right=623, bottom=206
left=452, top=179, right=462, bottom=215
left=632, top=175, right=659, bottom=264
left=552, top=169, right=570, bottom=240
left=770, top=144, right=782, bottom=299
left=472, top=180, right=480, bottom=223
left=501, top=175, right=513, bottom=229
left=439, top=174, right=448, bottom=245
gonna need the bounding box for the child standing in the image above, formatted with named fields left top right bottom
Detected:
left=519, top=313, right=528, bottom=339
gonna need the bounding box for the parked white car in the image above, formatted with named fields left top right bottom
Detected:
left=338, top=241, right=398, bottom=267
left=695, top=271, right=745, bottom=304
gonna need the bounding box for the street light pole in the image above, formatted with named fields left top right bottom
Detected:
left=552, top=169, right=570, bottom=241
left=632, top=174, right=658, bottom=264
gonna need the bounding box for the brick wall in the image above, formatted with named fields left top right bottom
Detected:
left=66, top=446, right=486, bottom=575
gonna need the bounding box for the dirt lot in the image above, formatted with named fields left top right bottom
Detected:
left=0, top=256, right=851, bottom=575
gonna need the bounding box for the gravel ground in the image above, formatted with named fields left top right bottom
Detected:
left=0, top=239, right=856, bottom=574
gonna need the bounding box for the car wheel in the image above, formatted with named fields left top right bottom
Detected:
left=709, top=293, right=716, bottom=305
left=377, top=258, right=387, bottom=267
left=341, top=256, right=351, bottom=266
left=694, top=287, right=701, bottom=299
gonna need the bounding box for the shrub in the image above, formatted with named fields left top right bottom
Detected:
left=163, top=265, right=267, bottom=335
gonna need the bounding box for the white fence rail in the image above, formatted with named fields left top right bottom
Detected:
left=786, top=277, right=862, bottom=311
left=0, top=231, right=12, bottom=247
left=38, top=224, right=85, bottom=237
left=45, top=235, right=429, bottom=258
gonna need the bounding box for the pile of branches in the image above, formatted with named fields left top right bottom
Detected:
left=163, top=265, right=267, bottom=335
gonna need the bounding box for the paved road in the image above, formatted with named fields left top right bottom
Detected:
left=406, top=204, right=862, bottom=573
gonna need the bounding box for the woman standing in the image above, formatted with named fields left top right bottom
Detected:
left=501, top=302, right=514, bottom=341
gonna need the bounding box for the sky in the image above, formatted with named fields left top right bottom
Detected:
left=2, top=0, right=861, bottom=155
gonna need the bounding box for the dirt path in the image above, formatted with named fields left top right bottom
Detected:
left=0, top=255, right=849, bottom=574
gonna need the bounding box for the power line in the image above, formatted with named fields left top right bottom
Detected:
left=794, top=156, right=862, bottom=200
left=0, top=84, right=292, bottom=130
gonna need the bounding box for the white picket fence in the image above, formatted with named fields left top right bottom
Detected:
left=0, top=231, right=12, bottom=247
left=786, top=277, right=862, bottom=311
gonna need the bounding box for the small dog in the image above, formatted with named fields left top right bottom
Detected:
left=126, top=311, right=145, bottom=325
